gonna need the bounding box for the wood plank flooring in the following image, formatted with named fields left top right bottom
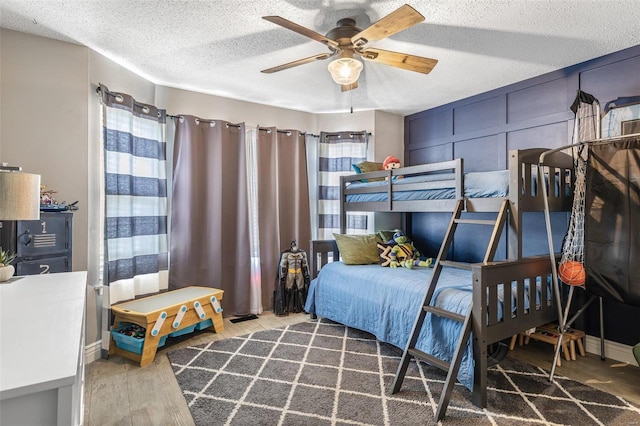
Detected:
left=84, top=312, right=640, bottom=425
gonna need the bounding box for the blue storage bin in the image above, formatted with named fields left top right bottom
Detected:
left=158, top=335, right=168, bottom=348
left=195, top=318, right=213, bottom=330
left=112, top=324, right=145, bottom=354
left=112, top=324, right=167, bottom=354
left=169, top=323, right=197, bottom=337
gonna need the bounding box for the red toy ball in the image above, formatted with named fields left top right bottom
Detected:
left=558, top=260, right=585, bottom=286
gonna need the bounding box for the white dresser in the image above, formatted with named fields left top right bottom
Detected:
left=0, top=271, right=87, bottom=426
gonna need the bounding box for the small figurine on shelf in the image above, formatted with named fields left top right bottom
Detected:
left=40, top=185, right=58, bottom=205
left=39, top=184, right=79, bottom=211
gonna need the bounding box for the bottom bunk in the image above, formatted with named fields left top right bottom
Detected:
left=304, top=239, right=559, bottom=407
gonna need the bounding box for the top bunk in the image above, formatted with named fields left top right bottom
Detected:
left=340, top=147, right=574, bottom=216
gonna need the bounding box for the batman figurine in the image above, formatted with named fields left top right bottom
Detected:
left=274, top=240, right=310, bottom=315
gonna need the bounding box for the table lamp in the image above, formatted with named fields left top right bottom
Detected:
left=0, top=164, right=41, bottom=281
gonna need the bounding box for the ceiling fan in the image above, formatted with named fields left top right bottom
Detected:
left=261, top=4, right=438, bottom=92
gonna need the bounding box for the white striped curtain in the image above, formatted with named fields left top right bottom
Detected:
left=100, top=84, right=169, bottom=305
left=317, top=131, right=369, bottom=239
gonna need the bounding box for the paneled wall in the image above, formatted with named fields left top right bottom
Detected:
left=405, top=44, right=640, bottom=346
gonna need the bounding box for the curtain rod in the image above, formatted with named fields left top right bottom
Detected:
left=95, top=85, right=340, bottom=137
left=256, top=127, right=320, bottom=137
left=324, top=131, right=372, bottom=137
left=96, top=85, right=241, bottom=128
left=169, top=115, right=242, bottom=128
left=96, top=85, right=159, bottom=113
left=258, top=127, right=302, bottom=136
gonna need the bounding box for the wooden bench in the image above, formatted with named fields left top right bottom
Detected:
left=510, top=323, right=586, bottom=366
left=109, top=286, right=224, bottom=366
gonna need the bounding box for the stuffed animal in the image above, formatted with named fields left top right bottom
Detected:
left=389, top=231, right=432, bottom=269
left=382, top=155, right=402, bottom=180
left=383, top=155, right=401, bottom=170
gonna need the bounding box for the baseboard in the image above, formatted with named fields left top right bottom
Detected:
left=85, top=340, right=103, bottom=364
left=585, top=336, right=636, bottom=365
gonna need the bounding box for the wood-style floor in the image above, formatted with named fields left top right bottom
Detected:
left=84, top=312, right=640, bottom=425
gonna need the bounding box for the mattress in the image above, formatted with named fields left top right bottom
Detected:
left=345, top=170, right=509, bottom=203
left=304, top=261, right=547, bottom=391
left=346, top=168, right=570, bottom=203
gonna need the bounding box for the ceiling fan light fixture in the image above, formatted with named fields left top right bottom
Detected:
left=328, top=57, right=363, bottom=85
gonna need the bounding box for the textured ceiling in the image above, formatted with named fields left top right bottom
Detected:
left=1, top=1, right=639, bottom=116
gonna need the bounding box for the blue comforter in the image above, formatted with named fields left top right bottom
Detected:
left=304, top=262, right=477, bottom=390
left=345, top=170, right=510, bottom=202
left=305, top=262, right=547, bottom=391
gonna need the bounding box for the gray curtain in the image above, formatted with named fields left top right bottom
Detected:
left=257, top=127, right=311, bottom=309
left=170, top=116, right=251, bottom=315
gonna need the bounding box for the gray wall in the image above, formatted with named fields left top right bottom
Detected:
left=404, top=44, right=640, bottom=346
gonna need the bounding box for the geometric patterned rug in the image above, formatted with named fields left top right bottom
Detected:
left=167, top=319, right=640, bottom=425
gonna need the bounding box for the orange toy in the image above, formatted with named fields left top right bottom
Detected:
left=558, top=260, right=585, bottom=286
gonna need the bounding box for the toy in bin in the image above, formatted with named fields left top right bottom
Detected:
left=112, top=323, right=166, bottom=354
left=117, top=323, right=146, bottom=338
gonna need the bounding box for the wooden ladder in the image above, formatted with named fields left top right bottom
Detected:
left=391, top=198, right=510, bottom=421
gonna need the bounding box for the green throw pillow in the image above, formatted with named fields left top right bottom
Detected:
left=333, top=233, right=382, bottom=265
left=356, top=161, right=384, bottom=173
left=377, top=229, right=403, bottom=244
left=357, top=161, right=385, bottom=182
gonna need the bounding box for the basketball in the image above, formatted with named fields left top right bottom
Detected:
left=558, top=260, right=585, bottom=286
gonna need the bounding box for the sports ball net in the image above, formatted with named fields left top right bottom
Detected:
left=559, top=97, right=600, bottom=284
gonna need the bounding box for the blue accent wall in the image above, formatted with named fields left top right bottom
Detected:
left=405, top=44, right=640, bottom=346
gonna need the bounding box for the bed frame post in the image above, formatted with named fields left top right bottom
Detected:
left=339, top=176, right=347, bottom=233
left=471, top=268, right=488, bottom=408
left=309, top=239, right=339, bottom=280
left=508, top=150, right=522, bottom=260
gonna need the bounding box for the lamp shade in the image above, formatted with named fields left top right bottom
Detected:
left=0, top=171, right=41, bottom=220
left=328, top=58, right=363, bottom=85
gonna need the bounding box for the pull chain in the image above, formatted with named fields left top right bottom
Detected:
left=350, top=89, right=353, bottom=114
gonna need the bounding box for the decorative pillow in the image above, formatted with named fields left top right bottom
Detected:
left=377, top=242, right=394, bottom=267
left=353, top=161, right=385, bottom=183
left=333, top=233, right=382, bottom=265
left=356, top=161, right=384, bottom=173
left=377, top=229, right=402, bottom=244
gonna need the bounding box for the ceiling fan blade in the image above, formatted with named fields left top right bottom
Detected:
left=341, top=81, right=358, bottom=92
left=351, top=4, right=424, bottom=47
left=263, top=16, right=339, bottom=49
left=357, top=47, right=437, bottom=74
left=261, top=52, right=333, bottom=74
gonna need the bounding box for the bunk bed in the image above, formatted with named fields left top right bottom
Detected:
left=305, top=148, right=575, bottom=411
left=340, top=148, right=572, bottom=259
